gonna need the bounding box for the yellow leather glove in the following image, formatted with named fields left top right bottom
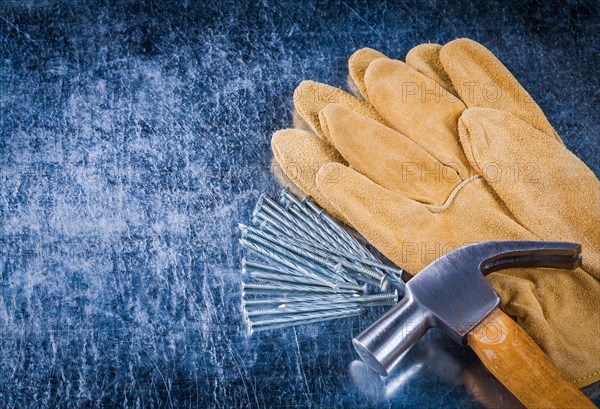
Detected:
left=271, top=39, right=600, bottom=387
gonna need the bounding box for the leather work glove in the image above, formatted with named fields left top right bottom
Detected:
left=271, top=39, right=600, bottom=387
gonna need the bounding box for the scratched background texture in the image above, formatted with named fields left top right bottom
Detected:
left=1, top=0, right=599, bottom=408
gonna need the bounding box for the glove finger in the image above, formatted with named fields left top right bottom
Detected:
left=405, top=43, right=458, bottom=97
left=348, top=47, right=388, bottom=102
left=271, top=129, right=347, bottom=222
left=350, top=45, right=460, bottom=104
left=459, top=108, right=600, bottom=275
left=293, top=80, right=386, bottom=143
left=363, top=58, right=470, bottom=178
left=320, top=103, right=461, bottom=205
left=440, top=38, right=561, bottom=143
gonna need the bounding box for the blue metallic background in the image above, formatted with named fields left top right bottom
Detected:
left=1, top=1, right=599, bottom=407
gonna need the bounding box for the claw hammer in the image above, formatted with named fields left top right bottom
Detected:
left=353, top=241, right=596, bottom=408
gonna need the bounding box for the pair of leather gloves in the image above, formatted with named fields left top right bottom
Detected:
left=270, top=38, right=600, bottom=387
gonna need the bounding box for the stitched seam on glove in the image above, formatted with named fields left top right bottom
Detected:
left=425, top=174, right=480, bottom=212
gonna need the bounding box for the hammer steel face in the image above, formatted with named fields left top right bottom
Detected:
left=352, top=240, right=582, bottom=377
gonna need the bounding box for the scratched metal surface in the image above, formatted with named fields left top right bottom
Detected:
left=1, top=1, right=599, bottom=407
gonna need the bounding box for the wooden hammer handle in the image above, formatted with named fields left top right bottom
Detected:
left=467, top=308, right=596, bottom=409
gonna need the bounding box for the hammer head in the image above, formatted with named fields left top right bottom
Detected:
left=353, top=240, right=582, bottom=376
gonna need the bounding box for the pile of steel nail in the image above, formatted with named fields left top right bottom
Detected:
left=239, top=188, right=405, bottom=335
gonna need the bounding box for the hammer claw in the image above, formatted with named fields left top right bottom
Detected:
left=480, top=241, right=582, bottom=274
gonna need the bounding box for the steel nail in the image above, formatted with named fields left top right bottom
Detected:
left=245, top=303, right=364, bottom=318
left=243, top=290, right=398, bottom=315
left=253, top=228, right=386, bottom=288
left=246, top=307, right=366, bottom=335
left=302, top=197, right=366, bottom=254
left=253, top=212, right=295, bottom=237
left=239, top=237, right=339, bottom=289
left=247, top=271, right=328, bottom=287
left=261, top=195, right=328, bottom=245
left=245, top=231, right=359, bottom=287
left=241, top=293, right=359, bottom=309
left=241, top=228, right=355, bottom=285
left=242, top=257, right=307, bottom=279
left=241, top=282, right=358, bottom=296
left=287, top=196, right=354, bottom=252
